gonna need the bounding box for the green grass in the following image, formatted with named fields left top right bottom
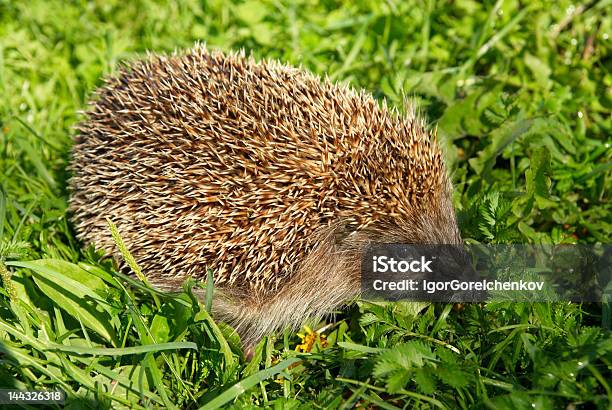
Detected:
left=0, top=0, right=610, bottom=408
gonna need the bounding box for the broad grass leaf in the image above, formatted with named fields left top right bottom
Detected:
left=150, top=314, right=170, bottom=343
left=524, top=53, right=551, bottom=89
left=9, top=259, right=110, bottom=305
left=0, top=342, right=73, bottom=391
left=7, top=259, right=116, bottom=343
left=47, top=341, right=197, bottom=356
left=525, top=147, right=559, bottom=209
left=469, top=117, right=534, bottom=176
left=78, top=262, right=119, bottom=286
left=242, top=337, right=266, bottom=377
left=526, top=148, right=551, bottom=197
left=194, top=308, right=238, bottom=380
left=337, top=342, right=382, bottom=354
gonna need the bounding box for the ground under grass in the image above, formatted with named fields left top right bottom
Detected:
left=0, top=0, right=610, bottom=408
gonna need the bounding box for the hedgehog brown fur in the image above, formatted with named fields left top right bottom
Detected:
left=69, top=45, right=462, bottom=349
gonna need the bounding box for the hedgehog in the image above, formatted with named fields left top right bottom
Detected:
left=69, top=45, right=462, bottom=351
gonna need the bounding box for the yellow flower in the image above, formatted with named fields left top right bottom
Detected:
left=295, top=326, right=328, bottom=353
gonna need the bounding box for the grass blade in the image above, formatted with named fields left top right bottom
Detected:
left=201, top=357, right=301, bottom=409
left=47, top=341, right=197, bottom=356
